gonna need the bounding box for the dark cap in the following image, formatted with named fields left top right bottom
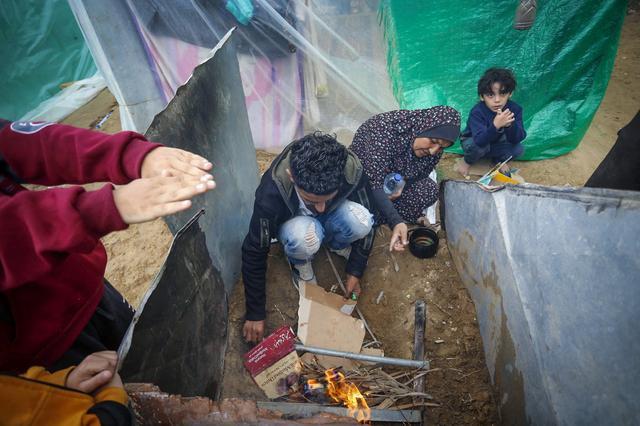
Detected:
left=416, top=124, right=460, bottom=143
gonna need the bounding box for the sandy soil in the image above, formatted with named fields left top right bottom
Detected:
left=62, top=8, right=638, bottom=425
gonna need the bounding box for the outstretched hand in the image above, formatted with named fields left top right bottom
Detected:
left=389, top=223, right=409, bottom=252
left=65, top=351, right=123, bottom=393
left=141, top=147, right=213, bottom=181
left=113, top=172, right=215, bottom=224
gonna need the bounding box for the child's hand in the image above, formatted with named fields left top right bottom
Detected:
left=113, top=172, right=215, bottom=224
left=141, top=147, right=213, bottom=182
left=66, top=351, right=119, bottom=393
left=493, top=108, right=515, bottom=129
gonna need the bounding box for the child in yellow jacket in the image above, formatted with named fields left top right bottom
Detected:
left=0, top=351, right=130, bottom=425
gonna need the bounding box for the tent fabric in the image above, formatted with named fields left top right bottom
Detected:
left=381, top=0, right=627, bottom=160
left=0, top=0, right=96, bottom=120
left=69, top=0, right=398, bottom=150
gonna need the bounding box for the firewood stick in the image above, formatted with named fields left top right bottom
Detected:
left=412, top=300, right=427, bottom=401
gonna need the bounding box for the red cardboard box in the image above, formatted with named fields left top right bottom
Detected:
left=243, top=326, right=301, bottom=399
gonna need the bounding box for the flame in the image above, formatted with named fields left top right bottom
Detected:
left=324, top=369, right=371, bottom=423
left=306, top=378, right=324, bottom=390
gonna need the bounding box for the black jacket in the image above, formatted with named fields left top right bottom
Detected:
left=242, top=142, right=375, bottom=321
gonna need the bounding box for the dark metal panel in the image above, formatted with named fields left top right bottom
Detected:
left=144, top=30, right=259, bottom=294
left=119, top=211, right=227, bottom=399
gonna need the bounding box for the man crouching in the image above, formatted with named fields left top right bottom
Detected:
left=242, top=132, right=375, bottom=342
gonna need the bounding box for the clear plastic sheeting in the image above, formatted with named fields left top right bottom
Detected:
left=381, top=0, right=626, bottom=160
left=0, top=0, right=96, bottom=120
left=20, top=73, right=106, bottom=123
left=69, top=0, right=398, bottom=150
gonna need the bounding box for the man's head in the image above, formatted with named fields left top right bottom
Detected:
left=478, top=68, right=517, bottom=113
left=287, top=132, right=347, bottom=213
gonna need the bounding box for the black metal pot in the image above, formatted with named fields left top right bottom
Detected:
left=409, top=227, right=439, bottom=259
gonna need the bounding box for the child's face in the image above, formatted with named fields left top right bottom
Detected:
left=481, top=82, right=513, bottom=113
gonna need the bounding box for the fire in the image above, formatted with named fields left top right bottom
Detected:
left=324, top=369, right=371, bottom=423
left=306, top=378, right=324, bottom=391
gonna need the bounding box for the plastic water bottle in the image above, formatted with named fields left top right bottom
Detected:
left=383, top=173, right=405, bottom=196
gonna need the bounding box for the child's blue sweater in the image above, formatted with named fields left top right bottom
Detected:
left=460, top=100, right=526, bottom=148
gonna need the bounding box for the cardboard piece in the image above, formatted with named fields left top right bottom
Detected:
left=297, top=283, right=365, bottom=368
left=243, top=326, right=302, bottom=399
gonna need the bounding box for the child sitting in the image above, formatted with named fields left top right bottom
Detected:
left=457, top=68, right=526, bottom=177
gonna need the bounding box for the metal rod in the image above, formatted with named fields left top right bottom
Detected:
left=324, top=247, right=379, bottom=343
left=258, top=401, right=422, bottom=423
left=296, top=344, right=429, bottom=369
left=412, top=300, right=427, bottom=404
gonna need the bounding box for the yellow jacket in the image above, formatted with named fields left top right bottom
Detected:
left=0, top=366, right=129, bottom=425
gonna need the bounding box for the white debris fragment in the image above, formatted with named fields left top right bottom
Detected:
left=434, top=339, right=445, bottom=344
left=375, top=291, right=384, bottom=305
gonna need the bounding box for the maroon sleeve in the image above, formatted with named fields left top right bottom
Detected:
left=0, top=184, right=127, bottom=291
left=0, top=122, right=161, bottom=186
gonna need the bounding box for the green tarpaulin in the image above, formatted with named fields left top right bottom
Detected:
left=381, top=0, right=627, bottom=159
left=0, top=0, right=96, bottom=120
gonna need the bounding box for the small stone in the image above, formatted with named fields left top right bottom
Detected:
left=434, top=339, right=444, bottom=344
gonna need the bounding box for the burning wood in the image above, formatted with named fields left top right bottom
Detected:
left=299, top=362, right=435, bottom=411
left=298, top=368, right=371, bottom=423
left=324, top=368, right=371, bottom=423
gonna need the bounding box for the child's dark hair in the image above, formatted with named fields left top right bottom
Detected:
left=289, top=131, right=347, bottom=195
left=478, top=68, right=517, bottom=97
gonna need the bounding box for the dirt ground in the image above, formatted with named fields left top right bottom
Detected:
left=62, top=8, right=638, bottom=425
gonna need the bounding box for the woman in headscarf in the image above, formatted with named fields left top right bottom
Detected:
left=350, top=106, right=461, bottom=252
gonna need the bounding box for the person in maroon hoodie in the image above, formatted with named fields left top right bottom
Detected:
left=0, top=119, right=216, bottom=373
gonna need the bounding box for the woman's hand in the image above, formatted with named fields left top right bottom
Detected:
left=389, top=223, right=409, bottom=252
left=388, top=186, right=403, bottom=201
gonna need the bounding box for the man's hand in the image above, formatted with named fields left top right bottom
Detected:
left=65, top=351, right=122, bottom=393
left=113, top=172, right=215, bottom=224
left=345, top=274, right=361, bottom=298
left=493, top=108, right=515, bottom=129
left=141, top=147, right=213, bottom=181
left=243, top=320, right=265, bottom=343
left=389, top=223, right=409, bottom=252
